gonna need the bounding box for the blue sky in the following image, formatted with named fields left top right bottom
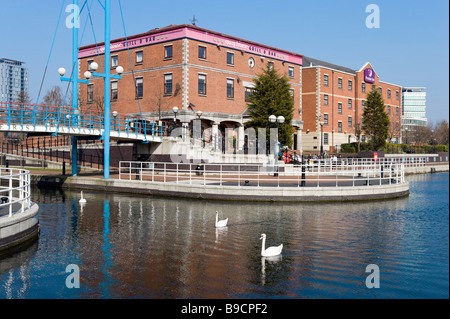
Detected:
left=0, top=0, right=448, bottom=123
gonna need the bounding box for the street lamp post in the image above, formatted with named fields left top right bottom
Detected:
left=57, top=0, right=89, bottom=177
left=269, top=114, right=285, bottom=176
left=173, top=106, right=178, bottom=131
left=320, top=121, right=324, bottom=157
left=112, top=111, right=118, bottom=131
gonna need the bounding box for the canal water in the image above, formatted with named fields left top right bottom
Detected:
left=0, top=173, right=448, bottom=299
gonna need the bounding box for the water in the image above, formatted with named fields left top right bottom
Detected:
left=0, top=173, right=448, bottom=299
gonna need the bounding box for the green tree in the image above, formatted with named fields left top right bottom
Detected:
left=362, top=85, right=390, bottom=150
left=246, top=63, right=294, bottom=147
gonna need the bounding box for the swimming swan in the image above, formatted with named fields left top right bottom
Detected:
left=260, top=233, right=283, bottom=257
left=215, top=211, right=228, bottom=228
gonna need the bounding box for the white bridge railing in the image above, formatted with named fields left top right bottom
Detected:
left=119, top=160, right=406, bottom=188
left=0, top=168, right=32, bottom=217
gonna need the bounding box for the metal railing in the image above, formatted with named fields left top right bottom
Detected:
left=0, top=167, right=31, bottom=217
left=119, top=160, right=406, bottom=188
left=348, top=156, right=438, bottom=168
left=0, top=102, right=166, bottom=141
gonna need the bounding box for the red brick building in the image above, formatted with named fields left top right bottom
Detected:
left=78, top=24, right=304, bottom=151
left=78, top=24, right=402, bottom=155
left=302, top=57, right=402, bottom=153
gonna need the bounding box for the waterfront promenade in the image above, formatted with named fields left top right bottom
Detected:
left=3, top=154, right=447, bottom=202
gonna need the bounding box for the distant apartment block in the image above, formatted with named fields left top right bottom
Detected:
left=0, top=58, right=29, bottom=104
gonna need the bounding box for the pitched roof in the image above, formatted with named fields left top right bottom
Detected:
left=302, top=56, right=356, bottom=74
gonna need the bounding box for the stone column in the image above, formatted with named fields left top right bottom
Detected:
left=181, top=121, right=189, bottom=142
left=211, top=121, right=220, bottom=152
left=237, top=123, right=245, bottom=153
left=297, top=128, right=303, bottom=155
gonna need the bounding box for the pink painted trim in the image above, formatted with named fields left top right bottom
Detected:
left=78, top=25, right=302, bottom=65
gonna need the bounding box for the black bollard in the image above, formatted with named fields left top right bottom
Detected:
left=301, top=165, right=306, bottom=187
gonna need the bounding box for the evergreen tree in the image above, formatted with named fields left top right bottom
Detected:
left=362, top=85, right=390, bottom=150
left=246, top=63, right=295, bottom=147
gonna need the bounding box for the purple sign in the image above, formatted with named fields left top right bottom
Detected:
left=364, top=68, right=375, bottom=83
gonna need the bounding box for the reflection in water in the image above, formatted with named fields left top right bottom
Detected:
left=0, top=173, right=448, bottom=299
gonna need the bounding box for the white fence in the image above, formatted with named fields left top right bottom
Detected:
left=0, top=168, right=31, bottom=217
left=119, top=160, right=405, bottom=188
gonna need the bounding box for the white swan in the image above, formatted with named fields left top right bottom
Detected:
left=260, top=233, right=283, bottom=257
left=79, top=191, right=87, bottom=204
left=215, top=211, right=228, bottom=228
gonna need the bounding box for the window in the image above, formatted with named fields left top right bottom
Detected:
left=361, top=135, right=366, bottom=143
left=198, top=74, right=206, bottom=95
left=227, top=78, right=234, bottom=98
left=348, top=99, right=352, bottom=109
left=338, top=121, right=342, bottom=133
left=245, top=87, right=254, bottom=102
left=164, top=74, right=172, bottom=95
left=396, top=107, right=399, bottom=115
left=288, top=66, right=294, bottom=78
left=164, top=45, right=172, bottom=59
left=324, top=133, right=329, bottom=145
left=87, top=84, right=93, bottom=103
left=290, top=89, right=294, bottom=101
left=324, top=75, right=328, bottom=87
left=362, top=82, right=366, bottom=93
left=348, top=116, right=352, bottom=127
left=387, top=105, right=391, bottom=114
left=268, top=62, right=274, bottom=71
left=388, top=89, right=391, bottom=99
left=348, top=80, right=352, bottom=91
left=379, top=87, right=382, bottom=95
left=324, top=94, right=328, bottom=106
left=88, top=60, right=94, bottom=70
left=362, top=100, right=365, bottom=110
left=338, top=102, right=342, bottom=114
left=227, top=52, right=234, bottom=65
left=199, top=46, right=207, bottom=59
left=338, top=78, right=342, bottom=89
left=111, top=81, right=118, bottom=101
left=396, top=91, right=399, bottom=100
left=111, top=55, right=118, bottom=68
left=324, top=113, right=328, bottom=125
left=136, top=51, right=143, bottom=64
left=135, top=77, right=143, bottom=98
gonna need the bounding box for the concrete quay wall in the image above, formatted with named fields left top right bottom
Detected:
left=35, top=175, right=410, bottom=203
left=0, top=203, right=39, bottom=252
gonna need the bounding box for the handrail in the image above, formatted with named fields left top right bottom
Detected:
left=0, top=102, right=167, bottom=139
left=118, top=160, right=406, bottom=188
left=0, top=167, right=32, bottom=218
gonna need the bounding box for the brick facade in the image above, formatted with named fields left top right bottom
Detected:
left=78, top=24, right=304, bottom=151
left=301, top=61, right=402, bottom=153
left=77, top=24, right=402, bottom=155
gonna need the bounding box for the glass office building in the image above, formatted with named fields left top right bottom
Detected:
left=0, top=58, right=29, bottom=104
left=402, top=87, right=427, bottom=131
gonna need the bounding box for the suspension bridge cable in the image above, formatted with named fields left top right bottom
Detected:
left=86, top=0, right=105, bottom=74
left=62, top=0, right=92, bottom=109
left=35, top=0, right=66, bottom=105
left=118, top=0, right=144, bottom=119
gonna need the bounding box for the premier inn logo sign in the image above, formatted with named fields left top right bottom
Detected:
left=364, top=68, right=375, bottom=83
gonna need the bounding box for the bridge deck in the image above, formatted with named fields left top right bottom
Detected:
left=0, top=102, right=166, bottom=143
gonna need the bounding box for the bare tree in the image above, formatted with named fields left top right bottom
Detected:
left=388, top=121, right=402, bottom=143
left=409, top=125, right=432, bottom=144
left=15, top=90, right=31, bottom=104
left=43, top=86, right=64, bottom=106
left=354, top=122, right=362, bottom=152
left=433, top=120, right=449, bottom=145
